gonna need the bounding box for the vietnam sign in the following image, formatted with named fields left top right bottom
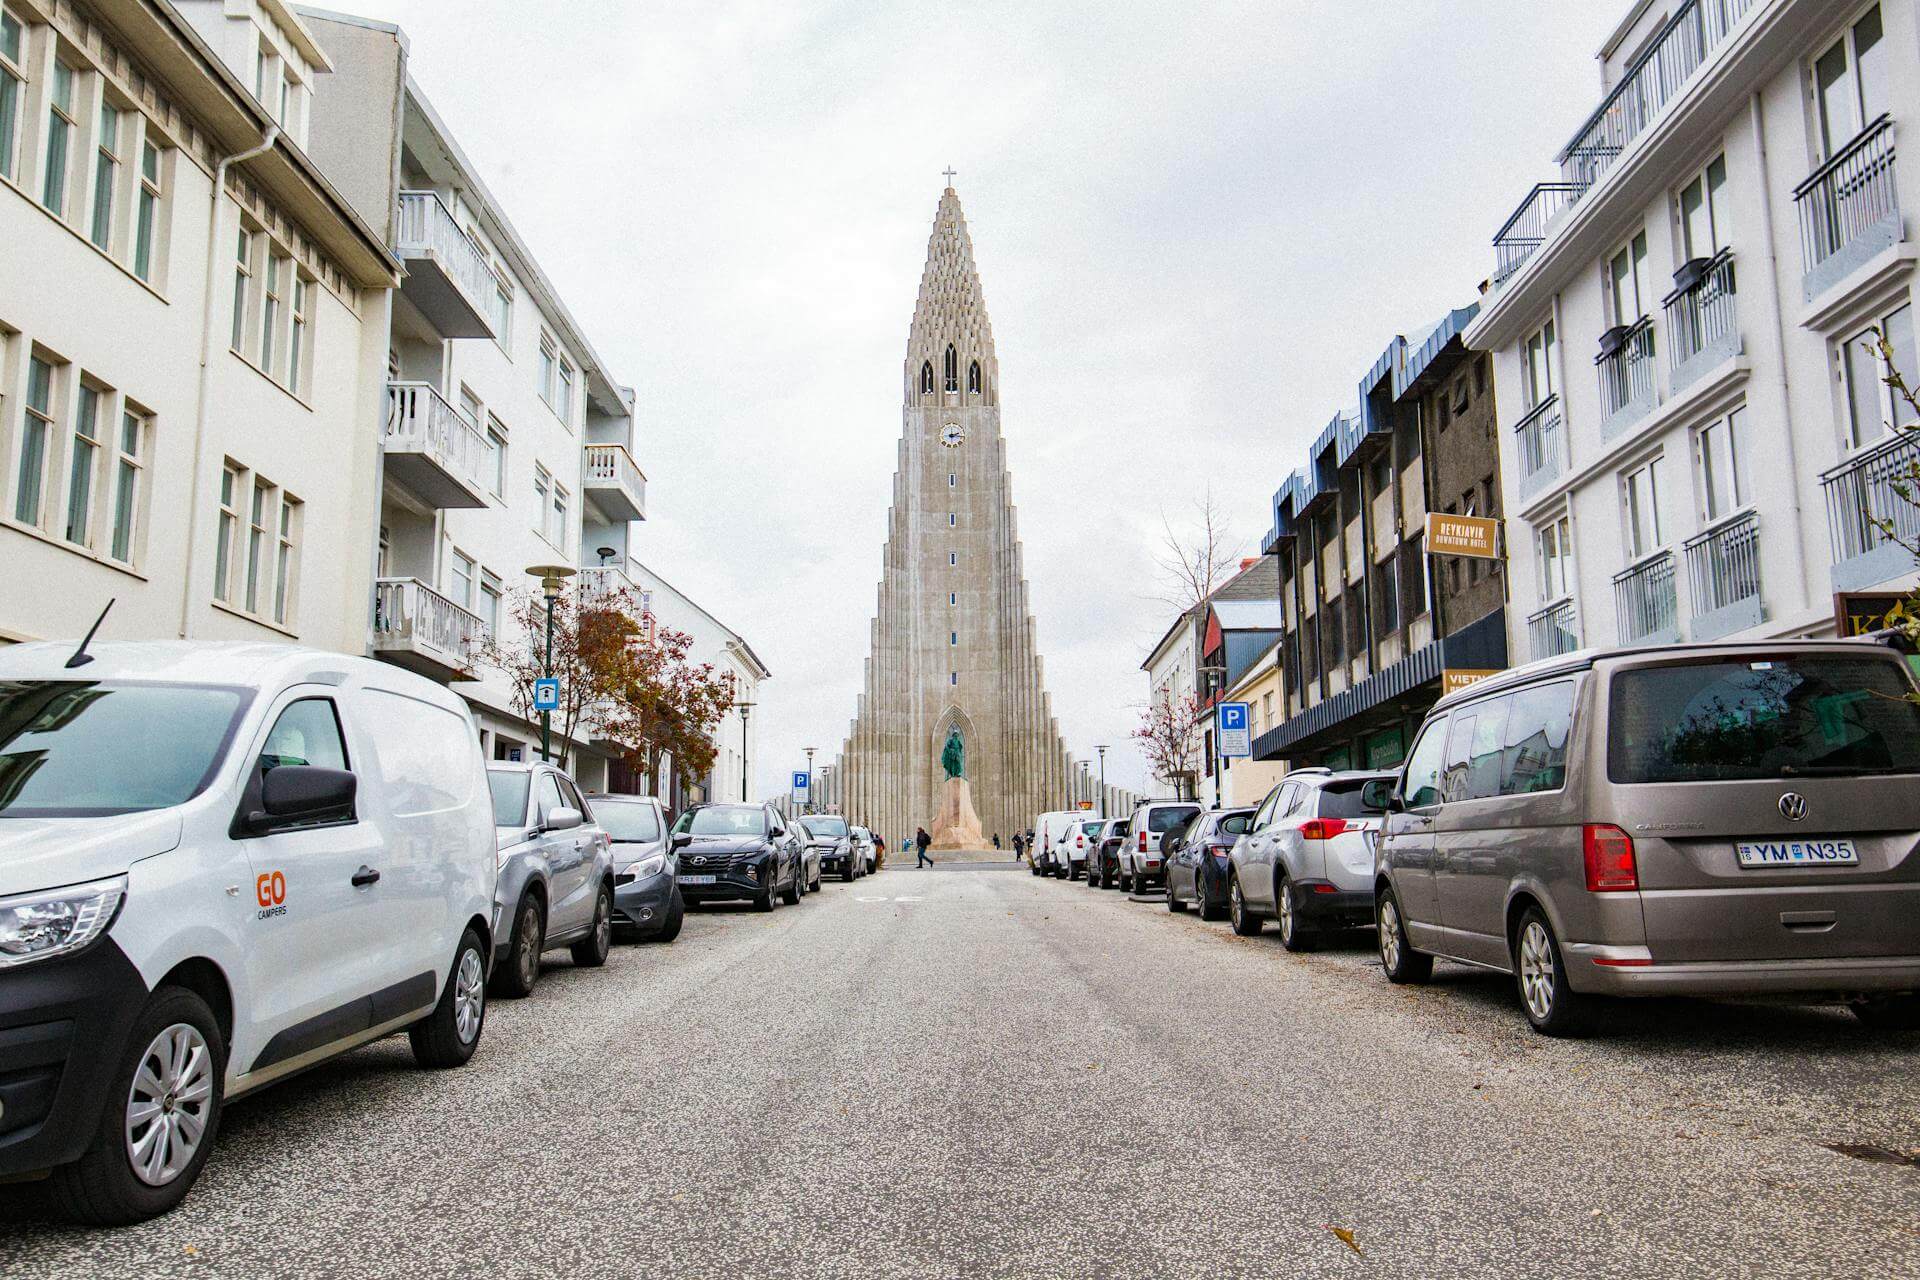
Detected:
left=1426, top=512, right=1500, bottom=559
left=1217, top=701, right=1251, bottom=758
left=1442, top=668, right=1500, bottom=696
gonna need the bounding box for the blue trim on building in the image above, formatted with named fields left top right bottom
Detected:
left=1395, top=303, right=1481, bottom=400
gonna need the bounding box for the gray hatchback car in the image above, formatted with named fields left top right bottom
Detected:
left=487, top=763, right=616, bottom=997
left=590, top=793, right=682, bottom=943
left=1372, top=638, right=1920, bottom=1036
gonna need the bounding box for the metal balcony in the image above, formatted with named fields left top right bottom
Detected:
left=1596, top=317, right=1657, bottom=440
left=1683, top=510, right=1762, bottom=640
left=583, top=443, right=647, bottom=523
left=1527, top=599, right=1579, bottom=661
left=1663, top=250, right=1738, bottom=392
left=384, top=382, right=490, bottom=509
left=1822, top=429, right=1920, bottom=592
left=372, top=577, right=484, bottom=682
left=1492, top=182, right=1585, bottom=286
left=395, top=190, right=497, bottom=339
left=1513, top=395, right=1565, bottom=502
left=1613, top=552, right=1680, bottom=645
left=1795, top=115, right=1899, bottom=303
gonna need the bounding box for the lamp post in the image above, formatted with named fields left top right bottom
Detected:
left=1200, top=662, right=1227, bottom=809
left=1095, top=744, right=1109, bottom=819
left=524, top=564, right=576, bottom=763
left=734, top=701, right=755, bottom=802
left=803, top=746, right=816, bottom=813
left=1078, top=760, right=1090, bottom=810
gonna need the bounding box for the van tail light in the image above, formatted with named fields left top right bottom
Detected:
left=1583, top=824, right=1639, bottom=892
left=1139, top=832, right=1148, bottom=852
left=1300, top=818, right=1348, bottom=841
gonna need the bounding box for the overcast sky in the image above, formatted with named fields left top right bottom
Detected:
left=339, top=0, right=1623, bottom=797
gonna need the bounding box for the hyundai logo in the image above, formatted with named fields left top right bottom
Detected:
left=692, top=856, right=707, bottom=867
left=1779, top=792, right=1808, bottom=822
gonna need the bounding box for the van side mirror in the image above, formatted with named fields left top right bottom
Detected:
left=544, top=806, right=583, bottom=833
left=1359, top=778, right=1395, bottom=814
left=249, top=765, right=356, bottom=835
left=671, top=833, right=692, bottom=850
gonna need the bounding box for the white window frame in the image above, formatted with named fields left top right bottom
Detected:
left=214, top=461, right=242, bottom=602
left=108, top=404, right=146, bottom=565
left=1607, top=230, right=1650, bottom=326
left=449, top=548, right=475, bottom=610
left=0, top=7, right=25, bottom=185
left=42, top=58, right=75, bottom=216
left=244, top=475, right=273, bottom=614
left=1814, top=4, right=1886, bottom=159
left=63, top=380, right=103, bottom=547
left=1677, top=155, right=1728, bottom=261
left=288, top=275, right=308, bottom=396
left=480, top=568, right=503, bottom=636
left=15, top=352, right=58, bottom=529
left=230, top=226, right=255, bottom=353
left=533, top=463, right=551, bottom=538
left=1694, top=406, right=1749, bottom=523
left=273, top=494, right=300, bottom=626
left=486, top=416, right=507, bottom=496
left=134, top=132, right=163, bottom=283
left=1841, top=299, right=1916, bottom=449
left=1523, top=320, right=1556, bottom=409
left=89, top=98, right=120, bottom=251
left=1620, top=456, right=1666, bottom=562
left=1536, top=511, right=1574, bottom=603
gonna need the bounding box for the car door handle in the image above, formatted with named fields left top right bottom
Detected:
left=351, top=865, right=381, bottom=887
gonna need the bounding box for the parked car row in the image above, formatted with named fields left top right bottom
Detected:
left=1042, top=636, right=1920, bottom=1040
left=0, top=639, right=882, bottom=1227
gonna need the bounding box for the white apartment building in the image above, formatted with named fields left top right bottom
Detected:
left=1468, top=0, right=1920, bottom=661
left=1, top=0, right=394, bottom=651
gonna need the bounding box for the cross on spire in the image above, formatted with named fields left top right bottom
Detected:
left=942, top=166, right=957, bottom=187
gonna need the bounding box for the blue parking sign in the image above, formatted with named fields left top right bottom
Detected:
left=1218, top=701, right=1251, bottom=758
left=533, top=678, right=560, bottom=712
left=793, top=770, right=811, bottom=792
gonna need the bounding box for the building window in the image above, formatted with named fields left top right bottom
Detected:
left=538, top=334, right=558, bottom=408
left=134, top=138, right=162, bottom=281
left=16, top=354, right=55, bottom=527
left=950, top=631, right=957, bottom=646
left=90, top=102, right=120, bottom=250
left=0, top=9, right=23, bottom=183
left=1678, top=155, right=1728, bottom=260
left=109, top=407, right=146, bottom=564
left=42, top=59, right=74, bottom=215
left=288, top=277, right=308, bottom=396
left=533, top=463, right=551, bottom=536
left=486, top=419, right=508, bottom=496
left=1400, top=533, right=1427, bottom=618
left=230, top=228, right=254, bottom=352
left=244, top=476, right=274, bottom=614
left=967, top=360, right=981, bottom=393
left=949, top=592, right=956, bottom=605
left=450, top=550, right=475, bottom=609
left=557, top=357, right=575, bottom=426
left=214, top=462, right=241, bottom=602
left=1842, top=301, right=1916, bottom=447
left=949, top=551, right=957, bottom=566
left=457, top=387, right=481, bottom=429
left=1537, top=513, right=1573, bottom=601
left=1815, top=5, right=1885, bottom=159
left=948, top=512, right=956, bottom=527
left=943, top=343, right=958, bottom=393
left=480, top=569, right=503, bottom=635
left=920, top=362, right=933, bottom=395
left=260, top=253, right=285, bottom=374
left=1608, top=231, right=1649, bottom=326
left=63, top=382, right=102, bottom=546
left=1621, top=457, right=1665, bottom=561
left=1696, top=408, right=1747, bottom=521
left=948, top=472, right=956, bottom=487
left=490, top=270, right=513, bottom=338
left=551, top=482, right=569, bottom=545
left=1523, top=320, right=1555, bottom=408
left=1374, top=554, right=1399, bottom=635
left=950, top=671, right=957, bottom=686
left=273, top=496, right=300, bottom=625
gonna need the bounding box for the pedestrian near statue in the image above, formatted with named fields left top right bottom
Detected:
left=992, top=833, right=1001, bottom=850
left=915, top=826, right=933, bottom=868
left=873, top=833, right=886, bottom=868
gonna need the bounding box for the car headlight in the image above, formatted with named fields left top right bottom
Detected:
left=626, top=853, right=667, bottom=880
left=0, top=875, right=127, bottom=968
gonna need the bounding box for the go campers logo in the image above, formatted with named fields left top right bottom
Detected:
left=255, top=871, right=288, bottom=919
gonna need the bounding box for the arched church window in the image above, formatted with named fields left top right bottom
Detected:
left=967, top=360, right=981, bottom=394
left=920, top=361, right=933, bottom=395
left=943, top=344, right=958, bottom=393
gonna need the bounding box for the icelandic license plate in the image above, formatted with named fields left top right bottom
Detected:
left=680, top=874, right=718, bottom=885
left=1735, top=839, right=1859, bottom=868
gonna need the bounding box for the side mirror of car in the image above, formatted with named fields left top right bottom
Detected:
left=671, top=833, right=692, bottom=850
left=1359, top=778, right=1395, bottom=814
left=249, top=765, right=356, bottom=835
left=544, top=806, right=583, bottom=833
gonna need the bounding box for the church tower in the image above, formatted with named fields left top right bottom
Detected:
left=832, top=184, right=1075, bottom=846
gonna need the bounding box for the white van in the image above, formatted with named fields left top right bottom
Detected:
left=0, top=642, right=497, bottom=1223
left=1032, top=811, right=1085, bottom=879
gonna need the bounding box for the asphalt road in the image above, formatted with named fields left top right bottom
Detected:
left=5, top=860, right=1919, bottom=1278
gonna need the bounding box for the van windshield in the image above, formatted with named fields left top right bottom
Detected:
left=0, top=680, right=249, bottom=817
left=1609, top=656, right=1920, bottom=783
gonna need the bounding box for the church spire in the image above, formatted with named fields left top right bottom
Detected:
left=906, top=185, right=996, bottom=403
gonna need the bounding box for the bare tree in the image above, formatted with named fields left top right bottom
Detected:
left=1132, top=686, right=1204, bottom=800
left=1155, top=489, right=1242, bottom=614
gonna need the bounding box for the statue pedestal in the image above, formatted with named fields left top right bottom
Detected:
left=928, top=777, right=989, bottom=852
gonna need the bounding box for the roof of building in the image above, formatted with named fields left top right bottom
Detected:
left=1209, top=599, right=1283, bottom=631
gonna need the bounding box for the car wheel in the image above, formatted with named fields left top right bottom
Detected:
left=796, top=866, right=808, bottom=898
left=411, top=927, right=488, bottom=1068
left=47, top=986, right=224, bottom=1225
left=1850, top=994, right=1920, bottom=1030
left=1166, top=874, right=1186, bottom=913
left=1229, top=876, right=1262, bottom=936
left=756, top=875, right=778, bottom=912
left=652, top=886, right=685, bottom=943
left=1276, top=877, right=1315, bottom=952
left=491, top=894, right=544, bottom=998
left=1376, top=885, right=1433, bottom=984
left=780, top=866, right=802, bottom=906
left=812, top=868, right=823, bottom=893
left=570, top=884, right=613, bottom=967
left=1514, top=907, right=1589, bottom=1037
left=1100, top=860, right=1114, bottom=890
left=843, top=861, right=856, bottom=883
left=1198, top=886, right=1225, bottom=922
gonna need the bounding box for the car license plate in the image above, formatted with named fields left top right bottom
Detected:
left=680, top=874, right=718, bottom=885
left=1735, top=839, right=1858, bottom=868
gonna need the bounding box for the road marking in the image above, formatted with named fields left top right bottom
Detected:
left=855, top=895, right=925, bottom=903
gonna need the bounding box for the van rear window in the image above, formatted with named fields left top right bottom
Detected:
left=1609, top=656, right=1920, bottom=783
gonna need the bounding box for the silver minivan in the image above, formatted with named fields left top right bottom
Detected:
left=1372, top=639, right=1920, bottom=1036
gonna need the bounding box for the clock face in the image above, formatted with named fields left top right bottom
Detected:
left=940, top=423, right=965, bottom=449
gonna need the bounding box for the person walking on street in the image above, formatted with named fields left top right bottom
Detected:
left=915, top=827, right=933, bottom=868
left=992, top=833, right=1002, bottom=851
left=873, top=833, right=887, bottom=869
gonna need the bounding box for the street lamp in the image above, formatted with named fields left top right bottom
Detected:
left=1078, top=760, right=1090, bottom=809
left=803, top=746, right=816, bottom=813
left=524, top=563, right=577, bottom=763
left=734, top=701, right=755, bottom=802
left=1199, top=662, right=1227, bottom=808
left=1095, top=744, right=1109, bottom=819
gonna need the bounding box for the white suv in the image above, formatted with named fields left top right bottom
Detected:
left=1120, top=800, right=1202, bottom=893
left=0, top=642, right=497, bottom=1223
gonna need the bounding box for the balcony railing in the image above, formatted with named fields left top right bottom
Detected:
left=372, top=577, right=484, bottom=679
left=1613, top=552, right=1680, bottom=645
left=1795, top=115, right=1899, bottom=299
left=384, top=382, right=490, bottom=508
left=1527, top=599, right=1579, bottom=661
left=582, top=442, right=648, bottom=523
left=1822, top=428, right=1920, bottom=592
left=1596, top=316, right=1657, bottom=437
left=1492, top=182, right=1586, bottom=285
left=1663, top=250, right=1737, bottom=386
left=1684, top=511, right=1762, bottom=639
left=1514, top=394, right=1564, bottom=500
left=1560, top=0, right=1754, bottom=189
left=395, top=191, right=497, bottom=338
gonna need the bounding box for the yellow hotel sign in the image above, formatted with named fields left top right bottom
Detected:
left=1443, top=669, right=1501, bottom=696
left=1426, top=512, right=1500, bottom=559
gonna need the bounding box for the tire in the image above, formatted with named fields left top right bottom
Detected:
left=756, top=876, right=778, bottom=911
left=843, top=861, right=856, bottom=884
left=1376, top=884, right=1434, bottom=984
left=780, top=864, right=802, bottom=906
left=570, top=884, right=613, bottom=967
left=491, top=893, right=544, bottom=998
left=651, top=886, right=685, bottom=943
left=1514, top=907, right=1590, bottom=1037
left=811, top=868, right=823, bottom=893
left=1197, top=888, right=1225, bottom=923
left=1276, top=877, right=1316, bottom=952
left=1851, top=994, right=1920, bottom=1030
left=1100, top=860, right=1115, bottom=891
left=47, top=986, right=224, bottom=1225
left=1229, top=876, right=1262, bottom=936
left=410, top=927, right=488, bottom=1069
left=796, top=865, right=808, bottom=898
left=1166, top=874, right=1186, bottom=913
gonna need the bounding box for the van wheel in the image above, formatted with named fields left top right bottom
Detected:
left=1850, top=994, right=1920, bottom=1030
left=48, top=987, right=224, bottom=1225
left=491, top=895, right=543, bottom=998
left=1229, top=877, right=1262, bottom=936
left=1377, top=886, right=1432, bottom=983
left=652, top=887, right=685, bottom=943
left=1277, top=878, right=1316, bottom=952
left=411, top=928, right=488, bottom=1068
left=570, top=884, right=613, bottom=967
left=1515, top=908, right=1589, bottom=1037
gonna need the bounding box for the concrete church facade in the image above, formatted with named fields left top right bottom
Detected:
left=831, top=186, right=1075, bottom=846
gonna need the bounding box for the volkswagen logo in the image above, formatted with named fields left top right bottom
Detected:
left=1779, top=792, right=1808, bottom=822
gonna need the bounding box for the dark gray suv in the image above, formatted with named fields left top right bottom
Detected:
left=1373, top=638, right=1920, bottom=1036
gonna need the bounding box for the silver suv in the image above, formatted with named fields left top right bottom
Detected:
left=1372, top=639, right=1920, bottom=1036
left=1120, top=801, right=1201, bottom=893
left=1229, top=769, right=1393, bottom=949
left=487, top=764, right=616, bottom=997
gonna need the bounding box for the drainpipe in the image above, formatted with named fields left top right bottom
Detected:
left=179, top=124, right=281, bottom=639
left=1748, top=91, right=1812, bottom=615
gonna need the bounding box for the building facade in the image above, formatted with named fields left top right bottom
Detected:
left=1467, top=0, right=1920, bottom=660
left=1, top=0, right=395, bottom=652
left=1254, top=308, right=1509, bottom=772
